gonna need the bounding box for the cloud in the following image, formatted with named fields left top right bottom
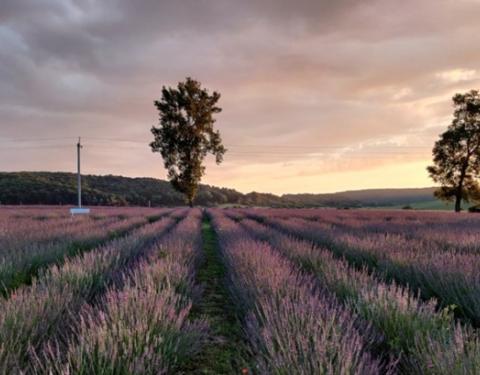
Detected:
left=1, top=0, right=480, bottom=193
left=436, top=69, right=477, bottom=83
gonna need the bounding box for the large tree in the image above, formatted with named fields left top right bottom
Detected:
left=427, top=90, right=480, bottom=212
left=150, top=77, right=226, bottom=207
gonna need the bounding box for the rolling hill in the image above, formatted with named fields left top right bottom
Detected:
left=0, top=171, right=446, bottom=209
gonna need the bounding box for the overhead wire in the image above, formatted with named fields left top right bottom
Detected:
left=0, top=136, right=433, bottom=157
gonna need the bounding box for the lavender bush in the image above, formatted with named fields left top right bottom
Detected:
left=35, top=209, right=208, bottom=374
left=0, top=212, right=181, bottom=373
left=249, top=211, right=480, bottom=326
left=0, top=212, right=170, bottom=296
left=209, top=209, right=385, bottom=374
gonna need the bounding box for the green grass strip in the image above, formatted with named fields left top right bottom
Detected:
left=180, top=214, right=250, bottom=375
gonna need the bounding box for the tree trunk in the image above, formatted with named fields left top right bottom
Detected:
left=455, top=159, right=469, bottom=213
left=454, top=193, right=462, bottom=212
left=188, top=197, right=193, bottom=208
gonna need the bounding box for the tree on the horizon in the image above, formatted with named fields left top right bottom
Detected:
left=150, top=77, right=226, bottom=207
left=427, top=90, right=480, bottom=212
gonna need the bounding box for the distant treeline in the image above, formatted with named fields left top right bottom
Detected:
left=0, top=172, right=286, bottom=207
left=0, top=171, right=440, bottom=208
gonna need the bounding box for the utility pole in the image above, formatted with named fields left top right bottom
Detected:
left=70, top=137, right=90, bottom=215
left=77, top=137, right=82, bottom=208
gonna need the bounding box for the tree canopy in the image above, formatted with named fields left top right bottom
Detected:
left=150, top=77, right=226, bottom=206
left=427, top=90, right=480, bottom=212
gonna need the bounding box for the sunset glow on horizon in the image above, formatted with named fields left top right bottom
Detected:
left=1, top=0, right=480, bottom=194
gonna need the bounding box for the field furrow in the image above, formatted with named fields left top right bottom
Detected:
left=209, top=209, right=386, bottom=374
left=33, top=209, right=208, bottom=374
left=236, top=215, right=480, bottom=374
left=180, top=213, right=250, bottom=374
left=0, top=210, right=183, bottom=373
left=246, top=210, right=480, bottom=327
left=0, top=209, right=171, bottom=297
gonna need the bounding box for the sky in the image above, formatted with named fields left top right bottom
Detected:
left=1, top=0, right=480, bottom=195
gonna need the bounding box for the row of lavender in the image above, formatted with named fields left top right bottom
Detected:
left=0, top=207, right=168, bottom=249
left=221, top=208, right=480, bottom=373
left=0, top=208, right=209, bottom=373
left=208, top=209, right=386, bottom=374
left=36, top=208, right=208, bottom=373
left=249, top=208, right=480, bottom=253
left=238, top=209, right=480, bottom=327
left=0, top=208, right=170, bottom=296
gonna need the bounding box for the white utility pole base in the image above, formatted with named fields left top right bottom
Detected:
left=70, top=208, right=90, bottom=215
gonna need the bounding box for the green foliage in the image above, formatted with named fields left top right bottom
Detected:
left=0, top=172, right=245, bottom=207
left=0, top=171, right=462, bottom=208
left=428, top=90, right=480, bottom=211
left=150, top=77, right=226, bottom=206
left=468, top=205, right=480, bottom=213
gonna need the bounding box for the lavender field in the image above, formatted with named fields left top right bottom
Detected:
left=1, top=207, right=480, bottom=374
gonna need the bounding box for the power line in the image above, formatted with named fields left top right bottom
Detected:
left=0, top=137, right=76, bottom=142
left=78, top=144, right=432, bottom=155
left=0, top=145, right=72, bottom=150
left=82, top=137, right=433, bottom=149
left=1, top=136, right=433, bottom=147
left=0, top=136, right=434, bottom=155
left=227, top=144, right=432, bottom=149
left=83, top=137, right=147, bottom=144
